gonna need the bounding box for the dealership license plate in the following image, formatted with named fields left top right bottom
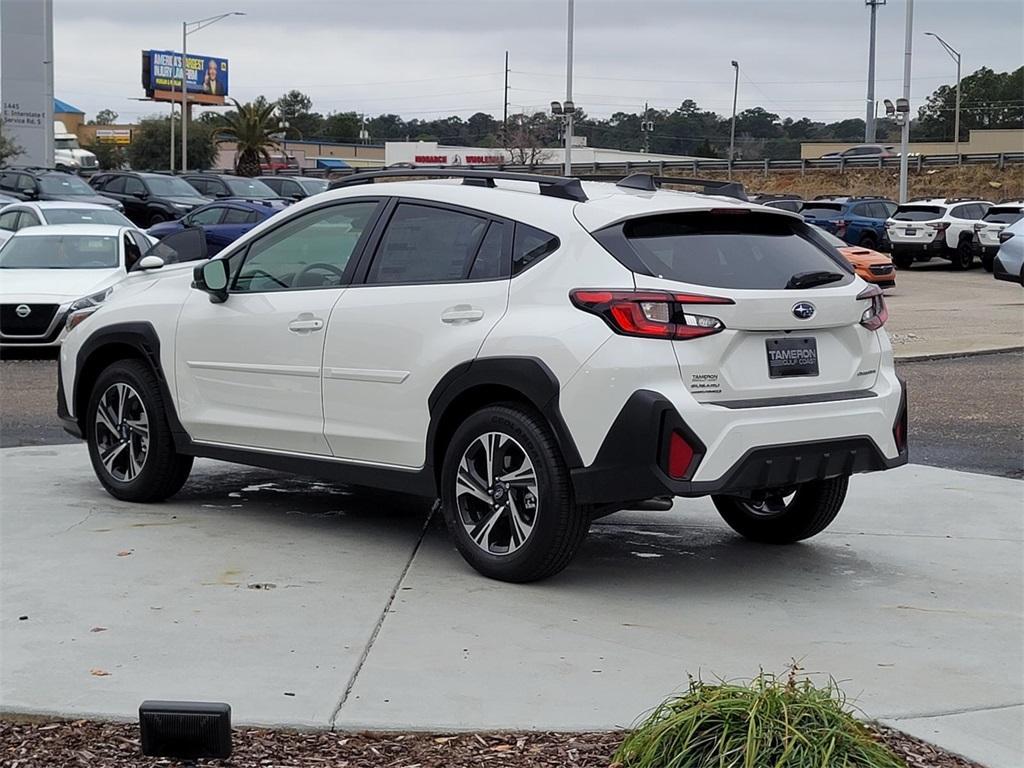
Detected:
left=905, top=228, right=917, bottom=235
left=766, top=337, right=819, bottom=378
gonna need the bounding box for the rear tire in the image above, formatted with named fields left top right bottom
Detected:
left=892, top=250, right=913, bottom=269
left=86, top=360, right=193, bottom=502
left=858, top=234, right=877, bottom=250
left=952, top=238, right=974, bottom=270
left=148, top=213, right=168, bottom=226
left=712, top=476, right=848, bottom=544
left=982, top=252, right=995, bottom=272
left=440, top=404, right=587, bottom=582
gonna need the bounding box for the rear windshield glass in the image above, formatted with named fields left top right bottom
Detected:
left=615, top=211, right=849, bottom=290
left=893, top=205, right=945, bottom=221
left=799, top=203, right=843, bottom=218
left=38, top=174, right=95, bottom=196
left=982, top=207, right=1024, bottom=225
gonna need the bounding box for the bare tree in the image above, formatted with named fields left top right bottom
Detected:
left=503, top=112, right=555, bottom=166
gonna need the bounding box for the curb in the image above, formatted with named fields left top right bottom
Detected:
left=894, top=346, right=1024, bottom=363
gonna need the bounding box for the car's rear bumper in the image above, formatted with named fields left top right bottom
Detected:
left=890, top=239, right=946, bottom=255
left=570, top=379, right=907, bottom=507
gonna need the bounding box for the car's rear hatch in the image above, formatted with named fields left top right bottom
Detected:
left=887, top=205, right=946, bottom=243
left=798, top=202, right=844, bottom=234
left=585, top=207, right=884, bottom=404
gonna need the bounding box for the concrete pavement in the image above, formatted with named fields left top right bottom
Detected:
left=1, top=445, right=1021, bottom=767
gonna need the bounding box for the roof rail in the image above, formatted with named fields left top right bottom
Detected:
left=996, top=197, right=1024, bottom=205
left=943, top=197, right=980, bottom=204
left=812, top=194, right=848, bottom=200
left=328, top=168, right=588, bottom=202
left=750, top=193, right=801, bottom=201
left=848, top=195, right=891, bottom=200
left=908, top=196, right=940, bottom=202
left=578, top=173, right=748, bottom=202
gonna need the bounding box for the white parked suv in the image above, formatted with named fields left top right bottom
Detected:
left=972, top=201, right=1024, bottom=272
left=886, top=197, right=992, bottom=270
left=57, top=171, right=908, bottom=582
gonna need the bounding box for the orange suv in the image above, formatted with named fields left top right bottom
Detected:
left=813, top=225, right=895, bottom=288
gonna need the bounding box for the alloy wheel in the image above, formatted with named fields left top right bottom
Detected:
left=94, top=382, right=150, bottom=482
left=455, top=431, right=539, bottom=556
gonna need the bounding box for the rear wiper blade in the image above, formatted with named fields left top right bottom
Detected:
left=786, top=271, right=845, bottom=289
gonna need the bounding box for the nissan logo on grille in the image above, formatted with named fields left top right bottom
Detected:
left=792, top=302, right=815, bottom=320
left=15, top=304, right=31, bottom=319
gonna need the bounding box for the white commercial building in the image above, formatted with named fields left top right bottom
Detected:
left=384, top=140, right=705, bottom=167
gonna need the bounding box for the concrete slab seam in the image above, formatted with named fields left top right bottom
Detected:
left=327, top=504, right=437, bottom=729
left=875, top=701, right=1024, bottom=721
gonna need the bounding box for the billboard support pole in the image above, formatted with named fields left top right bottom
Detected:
left=181, top=22, right=188, bottom=173
left=170, top=103, right=175, bottom=171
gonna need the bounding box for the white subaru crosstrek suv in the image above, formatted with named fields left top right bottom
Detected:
left=57, top=171, right=908, bottom=582
left=885, top=197, right=992, bottom=270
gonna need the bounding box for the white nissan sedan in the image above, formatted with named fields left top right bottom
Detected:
left=0, top=223, right=155, bottom=348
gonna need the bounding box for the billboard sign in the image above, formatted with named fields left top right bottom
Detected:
left=146, top=50, right=229, bottom=96
left=95, top=128, right=132, bottom=145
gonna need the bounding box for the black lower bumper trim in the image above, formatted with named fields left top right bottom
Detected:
left=571, top=391, right=907, bottom=505
left=56, top=358, right=83, bottom=439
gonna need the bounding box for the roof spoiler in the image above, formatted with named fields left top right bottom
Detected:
left=579, top=173, right=748, bottom=202
left=328, top=168, right=588, bottom=202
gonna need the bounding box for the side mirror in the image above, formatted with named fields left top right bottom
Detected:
left=137, top=255, right=164, bottom=270
left=24, top=189, right=38, bottom=199
left=137, top=191, right=150, bottom=199
left=194, top=259, right=229, bottom=303
left=291, top=193, right=304, bottom=201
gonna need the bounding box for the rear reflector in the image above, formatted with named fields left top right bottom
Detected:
left=667, top=430, right=696, bottom=479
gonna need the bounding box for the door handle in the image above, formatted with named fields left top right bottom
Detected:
left=288, top=316, right=324, bottom=334
left=441, top=305, right=484, bottom=324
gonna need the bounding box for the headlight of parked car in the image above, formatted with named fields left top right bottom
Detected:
left=172, top=203, right=192, bottom=211
left=66, top=287, right=113, bottom=331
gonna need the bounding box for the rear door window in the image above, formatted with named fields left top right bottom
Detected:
left=188, top=206, right=226, bottom=226
left=366, top=203, right=488, bottom=285
left=103, top=176, right=126, bottom=194
left=222, top=207, right=255, bottom=225
left=124, top=177, right=146, bottom=197
left=892, top=206, right=945, bottom=221
left=606, top=211, right=850, bottom=290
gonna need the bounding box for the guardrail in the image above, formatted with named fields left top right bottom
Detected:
left=253, top=150, right=1024, bottom=179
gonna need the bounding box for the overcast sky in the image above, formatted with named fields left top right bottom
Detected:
left=49, top=0, right=1023, bottom=128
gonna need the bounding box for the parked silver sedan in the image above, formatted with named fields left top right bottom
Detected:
left=993, top=218, right=1024, bottom=287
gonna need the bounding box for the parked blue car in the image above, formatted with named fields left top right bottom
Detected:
left=147, top=199, right=290, bottom=255
left=799, top=196, right=897, bottom=251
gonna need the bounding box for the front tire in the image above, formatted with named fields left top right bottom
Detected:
left=86, top=360, right=193, bottom=502
left=982, top=252, right=995, bottom=272
left=712, top=476, right=848, bottom=544
left=148, top=213, right=168, bottom=227
left=440, top=404, right=587, bottom=582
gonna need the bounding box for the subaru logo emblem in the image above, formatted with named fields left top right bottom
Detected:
left=15, top=304, right=31, bottom=319
left=792, top=302, right=815, bottom=320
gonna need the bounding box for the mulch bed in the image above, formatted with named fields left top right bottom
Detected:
left=0, top=718, right=984, bottom=767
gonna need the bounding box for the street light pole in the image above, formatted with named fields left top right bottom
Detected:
left=925, top=32, right=962, bottom=157
left=180, top=11, right=244, bottom=173
left=729, top=60, right=739, bottom=180
left=898, top=0, right=914, bottom=204
left=864, top=0, right=885, bottom=143
left=564, top=0, right=574, bottom=175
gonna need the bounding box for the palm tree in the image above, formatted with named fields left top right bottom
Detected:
left=218, top=98, right=280, bottom=177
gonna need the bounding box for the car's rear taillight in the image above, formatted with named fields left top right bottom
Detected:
left=999, top=230, right=1015, bottom=244
left=570, top=289, right=733, bottom=340
left=973, top=222, right=986, bottom=232
left=857, top=284, right=888, bottom=331
left=927, top=221, right=950, bottom=241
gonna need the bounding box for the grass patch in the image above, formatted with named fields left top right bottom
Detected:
left=613, top=667, right=903, bottom=768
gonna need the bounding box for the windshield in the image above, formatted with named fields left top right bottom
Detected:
left=54, top=137, right=80, bottom=149
left=982, top=208, right=1024, bottom=225
left=145, top=176, right=202, bottom=197
left=225, top=178, right=277, bottom=198
left=44, top=208, right=133, bottom=226
left=893, top=206, right=945, bottom=221
left=800, top=203, right=843, bottom=218
left=0, top=235, right=119, bottom=269
left=297, top=178, right=329, bottom=194
left=611, top=211, right=849, bottom=290
left=38, top=174, right=95, bottom=196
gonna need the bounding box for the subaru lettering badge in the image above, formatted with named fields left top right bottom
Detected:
left=15, top=304, right=31, bottom=319
left=792, top=302, right=815, bottom=320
